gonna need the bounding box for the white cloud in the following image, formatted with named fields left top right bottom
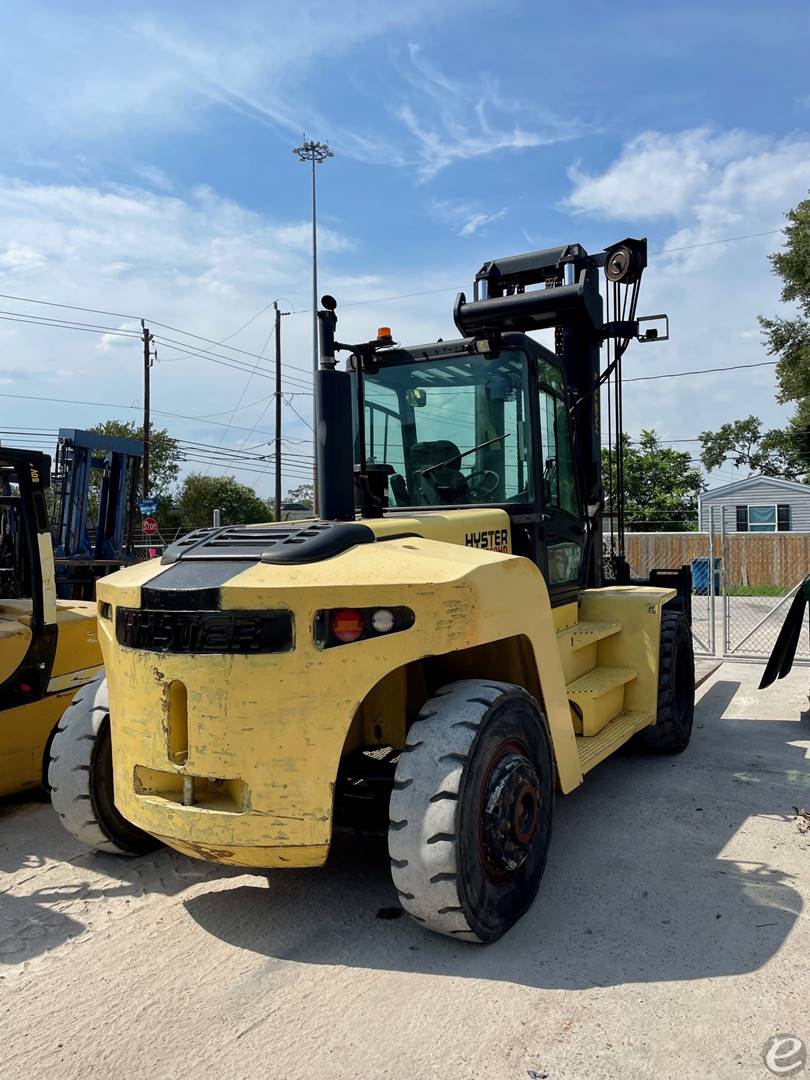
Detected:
left=0, top=5, right=438, bottom=170
left=562, top=127, right=810, bottom=483
left=459, top=209, right=508, bottom=238
left=433, top=200, right=508, bottom=237
left=0, top=7, right=586, bottom=185
left=273, top=223, right=353, bottom=254
left=0, top=244, right=46, bottom=271
left=397, top=44, right=584, bottom=180
left=0, top=177, right=354, bottom=490
left=565, top=128, right=769, bottom=219
left=0, top=175, right=470, bottom=495
left=133, top=164, right=174, bottom=192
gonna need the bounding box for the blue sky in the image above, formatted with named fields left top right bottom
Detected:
left=0, top=1, right=809, bottom=499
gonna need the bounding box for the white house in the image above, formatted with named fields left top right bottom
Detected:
left=698, top=474, right=810, bottom=532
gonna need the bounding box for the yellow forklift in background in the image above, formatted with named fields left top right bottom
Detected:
left=51, top=237, right=695, bottom=940
left=0, top=447, right=102, bottom=795
left=0, top=446, right=158, bottom=851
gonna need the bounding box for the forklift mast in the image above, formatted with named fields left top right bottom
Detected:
left=51, top=428, right=143, bottom=598
left=455, top=243, right=609, bottom=584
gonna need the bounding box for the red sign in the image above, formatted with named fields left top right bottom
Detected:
left=142, top=516, right=158, bottom=536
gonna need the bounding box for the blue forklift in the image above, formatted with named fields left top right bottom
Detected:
left=50, top=428, right=144, bottom=600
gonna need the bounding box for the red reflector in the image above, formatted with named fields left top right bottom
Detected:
left=18, top=683, right=32, bottom=693
left=332, top=608, right=364, bottom=643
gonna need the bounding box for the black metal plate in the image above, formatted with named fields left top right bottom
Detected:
left=116, top=608, right=294, bottom=654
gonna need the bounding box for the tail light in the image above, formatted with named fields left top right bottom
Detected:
left=314, top=606, right=414, bottom=648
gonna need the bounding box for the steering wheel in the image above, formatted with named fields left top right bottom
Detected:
left=467, top=469, right=500, bottom=499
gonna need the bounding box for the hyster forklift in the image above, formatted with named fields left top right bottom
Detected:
left=0, top=448, right=106, bottom=797
left=51, top=238, right=696, bottom=941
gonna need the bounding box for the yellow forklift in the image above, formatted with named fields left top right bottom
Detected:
left=51, top=237, right=695, bottom=940
left=0, top=448, right=102, bottom=794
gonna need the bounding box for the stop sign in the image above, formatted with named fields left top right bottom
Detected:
left=142, top=516, right=158, bottom=536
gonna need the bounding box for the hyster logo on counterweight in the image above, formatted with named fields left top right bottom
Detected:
left=465, top=529, right=509, bottom=553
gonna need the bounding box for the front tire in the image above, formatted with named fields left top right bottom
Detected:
left=389, top=679, right=554, bottom=943
left=634, top=610, right=695, bottom=754
left=48, top=675, right=161, bottom=855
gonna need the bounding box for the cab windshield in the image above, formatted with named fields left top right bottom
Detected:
left=357, top=349, right=534, bottom=508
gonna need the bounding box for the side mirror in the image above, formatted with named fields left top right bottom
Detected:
left=407, top=388, right=427, bottom=408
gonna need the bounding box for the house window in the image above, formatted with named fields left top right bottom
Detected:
left=736, top=503, right=792, bottom=532
left=749, top=504, right=776, bottom=532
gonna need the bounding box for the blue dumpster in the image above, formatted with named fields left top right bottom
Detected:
left=691, top=556, right=721, bottom=596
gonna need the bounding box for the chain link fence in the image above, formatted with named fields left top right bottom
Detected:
left=621, top=525, right=717, bottom=656
left=621, top=512, right=810, bottom=662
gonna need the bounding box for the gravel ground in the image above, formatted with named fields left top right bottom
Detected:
left=1, top=661, right=808, bottom=1080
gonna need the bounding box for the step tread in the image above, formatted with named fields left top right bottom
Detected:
left=556, top=620, right=622, bottom=651
left=566, top=666, right=637, bottom=699
left=576, top=709, right=653, bottom=773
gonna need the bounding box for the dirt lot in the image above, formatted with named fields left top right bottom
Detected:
left=1, top=661, right=809, bottom=1080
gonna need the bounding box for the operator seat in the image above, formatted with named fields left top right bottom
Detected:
left=389, top=473, right=411, bottom=506
left=410, top=440, right=470, bottom=505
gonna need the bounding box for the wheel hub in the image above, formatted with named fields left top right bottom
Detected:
left=480, top=743, right=541, bottom=878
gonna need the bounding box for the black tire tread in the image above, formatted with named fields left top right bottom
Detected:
left=634, top=610, right=695, bottom=754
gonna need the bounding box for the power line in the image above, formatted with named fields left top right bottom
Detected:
left=151, top=334, right=308, bottom=387
left=283, top=227, right=786, bottom=311
left=0, top=390, right=275, bottom=439
left=0, top=291, right=306, bottom=368
left=284, top=395, right=314, bottom=433
left=0, top=307, right=140, bottom=336
left=209, top=319, right=279, bottom=473
left=624, top=359, right=778, bottom=383
left=0, top=313, right=137, bottom=338
left=0, top=223, right=784, bottom=346
left=0, top=303, right=315, bottom=389
left=180, top=454, right=314, bottom=478
left=654, top=229, right=782, bottom=256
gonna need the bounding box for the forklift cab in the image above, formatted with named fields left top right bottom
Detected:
left=0, top=449, right=58, bottom=698
left=356, top=333, right=587, bottom=605
left=0, top=447, right=104, bottom=797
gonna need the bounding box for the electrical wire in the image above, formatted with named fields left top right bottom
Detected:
left=624, top=359, right=778, bottom=383
left=0, top=390, right=276, bottom=439
left=206, top=321, right=278, bottom=475
left=283, top=395, right=314, bottom=433
left=0, top=223, right=784, bottom=336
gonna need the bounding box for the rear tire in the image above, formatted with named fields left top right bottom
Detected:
left=48, top=675, right=161, bottom=855
left=634, top=610, right=695, bottom=754
left=389, top=679, right=554, bottom=943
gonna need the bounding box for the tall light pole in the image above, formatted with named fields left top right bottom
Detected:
left=292, top=136, right=333, bottom=511
left=292, top=136, right=334, bottom=373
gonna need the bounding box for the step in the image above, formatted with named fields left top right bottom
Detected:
left=566, top=666, right=637, bottom=736
left=556, top=620, right=622, bottom=652
left=576, top=709, right=653, bottom=774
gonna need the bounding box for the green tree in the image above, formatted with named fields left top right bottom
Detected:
left=89, top=419, right=181, bottom=499
left=698, top=415, right=806, bottom=479
left=175, top=473, right=272, bottom=529
left=602, top=430, right=704, bottom=531
left=284, top=483, right=314, bottom=509
left=699, top=192, right=810, bottom=480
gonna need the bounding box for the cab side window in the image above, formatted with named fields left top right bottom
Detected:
left=0, top=470, right=30, bottom=600
left=538, top=363, right=579, bottom=518
left=538, top=361, right=582, bottom=590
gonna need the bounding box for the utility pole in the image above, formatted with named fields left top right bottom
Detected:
left=141, top=319, right=154, bottom=496
left=273, top=301, right=290, bottom=523
left=292, top=137, right=333, bottom=514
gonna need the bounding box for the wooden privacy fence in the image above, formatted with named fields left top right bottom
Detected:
left=625, top=531, right=810, bottom=589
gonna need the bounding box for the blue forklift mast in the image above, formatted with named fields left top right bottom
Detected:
left=51, top=428, right=144, bottom=600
